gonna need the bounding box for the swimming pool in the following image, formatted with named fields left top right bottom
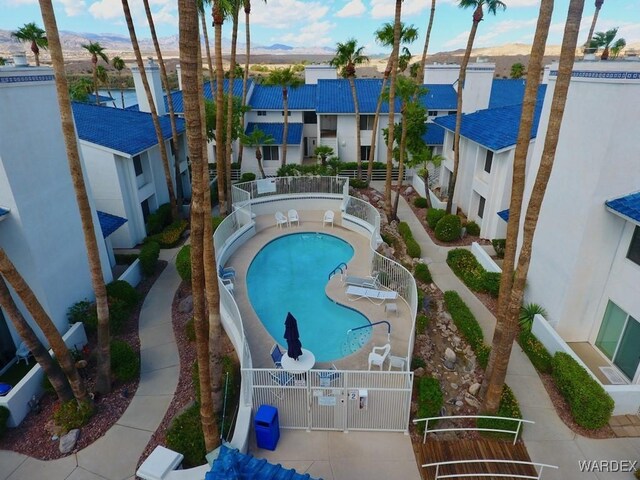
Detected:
left=246, top=233, right=371, bottom=362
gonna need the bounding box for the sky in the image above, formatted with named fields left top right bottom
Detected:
left=1, top=0, right=639, bottom=54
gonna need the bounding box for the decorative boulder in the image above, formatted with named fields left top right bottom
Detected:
left=59, top=429, right=80, bottom=454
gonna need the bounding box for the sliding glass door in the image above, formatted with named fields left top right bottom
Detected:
left=596, top=301, right=640, bottom=382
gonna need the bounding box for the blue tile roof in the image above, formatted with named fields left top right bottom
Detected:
left=497, top=209, right=510, bottom=222
left=168, top=79, right=249, bottom=113
left=422, top=123, right=445, bottom=145
left=422, top=84, right=458, bottom=110
left=606, top=191, right=640, bottom=224
left=97, top=211, right=127, bottom=238
left=250, top=84, right=317, bottom=110
left=316, top=79, right=402, bottom=114
left=433, top=87, right=546, bottom=151
left=72, top=102, right=185, bottom=156
left=245, top=122, right=303, bottom=145
left=0, top=207, right=9, bottom=218
left=489, top=79, right=527, bottom=108
left=207, top=445, right=318, bottom=480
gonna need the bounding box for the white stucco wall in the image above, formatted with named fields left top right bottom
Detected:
left=424, top=63, right=495, bottom=113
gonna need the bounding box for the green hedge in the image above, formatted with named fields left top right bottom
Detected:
left=414, top=197, right=428, bottom=208
left=465, top=221, right=480, bottom=236
left=398, top=222, right=421, bottom=258
left=238, top=172, right=256, bottom=183
left=426, top=208, right=446, bottom=230
left=552, top=352, right=614, bottom=429
left=84, top=297, right=129, bottom=334
left=443, top=291, right=491, bottom=368
left=53, top=400, right=94, bottom=434
left=139, top=241, right=160, bottom=276
left=145, top=203, right=173, bottom=235
left=148, top=219, right=188, bottom=248
left=106, top=280, right=140, bottom=310
left=518, top=330, right=552, bottom=374
left=416, top=377, right=444, bottom=433
left=176, top=245, right=191, bottom=282
left=414, top=263, right=432, bottom=284
left=477, top=385, right=522, bottom=440
left=446, top=249, right=500, bottom=298
left=416, top=313, right=429, bottom=335
left=110, top=340, right=140, bottom=383
left=435, top=214, right=462, bottom=242
left=166, top=404, right=206, bottom=468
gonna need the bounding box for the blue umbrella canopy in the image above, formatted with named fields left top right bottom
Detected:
left=284, top=312, right=303, bottom=360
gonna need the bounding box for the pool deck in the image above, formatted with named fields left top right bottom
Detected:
left=225, top=210, right=413, bottom=371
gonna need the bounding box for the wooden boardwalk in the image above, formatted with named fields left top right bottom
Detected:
left=415, top=439, right=538, bottom=480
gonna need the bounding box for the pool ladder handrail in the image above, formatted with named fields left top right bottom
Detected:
left=347, top=320, right=391, bottom=342
left=328, top=262, right=348, bottom=280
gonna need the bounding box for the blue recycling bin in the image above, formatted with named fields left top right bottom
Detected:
left=254, top=405, right=280, bottom=450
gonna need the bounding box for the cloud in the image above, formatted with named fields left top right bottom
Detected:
left=335, top=0, right=365, bottom=18
left=89, top=0, right=177, bottom=27
left=250, top=0, right=329, bottom=29
left=280, top=20, right=335, bottom=46
left=442, top=30, right=470, bottom=49
left=439, top=0, right=538, bottom=7
left=4, top=0, right=85, bottom=16
left=475, top=18, right=537, bottom=46
left=370, top=0, right=426, bottom=19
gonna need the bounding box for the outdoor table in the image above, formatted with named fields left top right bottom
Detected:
left=281, top=348, right=316, bottom=372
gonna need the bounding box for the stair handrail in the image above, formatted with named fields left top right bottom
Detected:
left=347, top=320, right=391, bottom=342
left=412, top=415, right=535, bottom=445
left=328, top=262, right=348, bottom=280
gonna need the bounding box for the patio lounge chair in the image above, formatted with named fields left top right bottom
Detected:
left=323, top=210, right=334, bottom=227
left=317, top=364, right=340, bottom=384
left=343, top=273, right=379, bottom=289
left=218, top=265, right=236, bottom=280
left=270, top=344, right=284, bottom=369
left=368, top=344, right=391, bottom=370
left=288, top=209, right=299, bottom=226
left=275, top=211, right=288, bottom=229
left=269, top=370, right=294, bottom=399
left=346, top=285, right=398, bottom=305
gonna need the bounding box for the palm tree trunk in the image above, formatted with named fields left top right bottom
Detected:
left=384, top=0, right=402, bottom=218
left=122, top=0, right=179, bottom=220
left=282, top=89, right=289, bottom=167
left=225, top=6, right=240, bottom=210
left=392, top=107, right=408, bottom=219
left=143, top=0, right=183, bottom=216
left=31, top=41, right=40, bottom=66
left=446, top=18, right=480, bottom=214
left=119, top=72, right=125, bottom=108
left=238, top=0, right=252, bottom=170
left=481, top=0, right=582, bottom=413
left=93, top=59, right=99, bottom=105
left=179, top=0, right=219, bottom=450
left=37, top=0, right=112, bottom=395
left=585, top=3, right=601, bottom=48
left=367, top=72, right=388, bottom=183
left=213, top=1, right=227, bottom=216
left=349, top=76, right=362, bottom=180
left=417, top=0, right=437, bottom=85
left=0, top=275, right=73, bottom=402
left=256, top=148, right=266, bottom=178
left=200, top=10, right=215, bottom=98
left=0, top=249, right=88, bottom=402
left=423, top=169, right=432, bottom=208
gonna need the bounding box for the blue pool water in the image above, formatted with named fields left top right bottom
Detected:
left=246, top=233, right=371, bottom=362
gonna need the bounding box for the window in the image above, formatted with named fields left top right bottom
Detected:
left=628, top=226, right=640, bottom=266
left=263, top=146, right=279, bottom=161
left=359, top=115, right=375, bottom=130
left=477, top=195, right=486, bottom=219
left=141, top=199, right=150, bottom=222
left=170, top=139, right=176, bottom=157
left=428, top=110, right=438, bottom=117
left=448, top=110, right=457, bottom=115
left=596, top=301, right=640, bottom=381
left=133, top=155, right=143, bottom=176
left=281, top=111, right=291, bottom=117
left=484, top=150, right=494, bottom=173
left=360, top=146, right=371, bottom=161
left=257, top=111, right=266, bottom=116
left=303, top=111, right=317, bottom=124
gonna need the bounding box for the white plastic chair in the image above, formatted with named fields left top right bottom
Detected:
left=275, top=211, right=288, bottom=229
left=16, top=341, right=31, bottom=365
left=368, top=343, right=391, bottom=370
left=288, top=209, right=299, bottom=226
left=323, top=210, right=334, bottom=227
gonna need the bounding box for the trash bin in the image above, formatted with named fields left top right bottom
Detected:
left=254, top=405, right=279, bottom=451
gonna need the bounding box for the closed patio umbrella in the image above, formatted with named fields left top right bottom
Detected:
left=284, top=312, right=303, bottom=360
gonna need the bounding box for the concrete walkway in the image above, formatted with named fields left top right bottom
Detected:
left=388, top=188, right=640, bottom=480
left=1, top=248, right=182, bottom=480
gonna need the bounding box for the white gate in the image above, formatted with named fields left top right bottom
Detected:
left=245, top=368, right=413, bottom=432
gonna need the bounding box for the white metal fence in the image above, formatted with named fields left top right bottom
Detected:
left=233, top=176, right=349, bottom=201
left=245, top=368, right=413, bottom=432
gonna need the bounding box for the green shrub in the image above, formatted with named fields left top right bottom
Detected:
left=53, top=400, right=94, bottom=434
left=492, top=239, right=506, bottom=258
left=166, top=404, right=206, bottom=468
left=185, top=318, right=195, bottom=342
left=83, top=297, right=129, bottom=334
left=155, top=220, right=188, bottom=248
left=416, top=377, right=444, bottom=433
left=406, top=238, right=421, bottom=258
left=380, top=232, right=395, bottom=247
left=443, top=291, right=491, bottom=368
left=156, top=203, right=173, bottom=227
left=414, top=263, right=432, bottom=284
left=435, top=214, right=462, bottom=242
left=426, top=208, right=446, bottom=229
left=176, top=245, right=192, bottom=282
left=519, top=303, right=548, bottom=332
left=465, top=221, right=480, bottom=236
left=106, top=280, right=139, bottom=310
left=212, top=216, right=224, bottom=233
left=145, top=212, right=163, bottom=235
left=482, top=272, right=501, bottom=298
left=110, top=340, right=140, bottom=383
left=398, top=222, right=412, bottom=241
left=67, top=300, right=93, bottom=324
left=0, top=406, right=9, bottom=438
left=417, top=289, right=425, bottom=313
left=411, top=356, right=426, bottom=370
left=350, top=179, right=369, bottom=189
left=416, top=314, right=429, bottom=335
left=238, top=172, right=256, bottom=183
left=475, top=344, right=492, bottom=369
left=414, top=197, right=428, bottom=208
left=139, top=241, right=160, bottom=276
left=552, top=352, right=614, bottom=429
left=447, top=249, right=500, bottom=298
left=477, top=385, right=522, bottom=440
left=518, top=330, right=552, bottom=374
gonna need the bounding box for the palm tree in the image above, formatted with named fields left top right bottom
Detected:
left=0, top=249, right=88, bottom=402
left=96, top=65, right=115, bottom=106
left=481, top=0, right=584, bottom=412
left=585, top=0, right=604, bottom=50
left=0, top=275, right=73, bottom=402
left=417, top=0, right=437, bottom=84
left=178, top=0, right=219, bottom=450
left=111, top=56, right=126, bottom=108
left=264, top=67, right=303, bottom=167
left=446, top=0, right=506, bottom=214
left=368, top=22, right=418, bottom=183
left=240, top=127, right=275, bottom=178
left=384, top=0, right=403, bottom=217
left=314, top=145, right=334, bottom=167
left=330, top=39, right=369, bottom=180
left=410, top=146, right=444, bottom=209
left=610, top=38, right=626, bottom=59
left=36, top=1, right=112, bottom=395
left=198, top=0, right=215, bottom=101
left=69, top=77, right=94, bottom=102
left=11, top=22, right=48, bottom=66
left=591, top=28, right=624, bottom=60
left=510, top=62, right=525, bottom=79
left=213, top=0, right=228, bottom=215
left=121, top=0, right=179, bottom=220
left=0, top=57, right=6, bottom=66
left=142, top=0, right=185, bottom=211
left=82, top=42, right=109, bottom=105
